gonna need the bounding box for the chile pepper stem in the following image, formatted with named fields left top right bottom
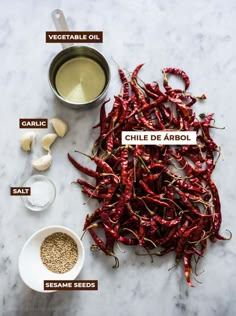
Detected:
left=75, top=150, right=94, bottom=159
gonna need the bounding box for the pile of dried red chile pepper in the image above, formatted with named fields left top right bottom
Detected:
left=68, top=65, right=231, bottom=286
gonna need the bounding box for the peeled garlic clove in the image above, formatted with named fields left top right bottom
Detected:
left=50, top=118, right=68, bottom=137
left=20, top=132, right=36, bottom=151
left=32, top=153, right=52, bottom=171
left=41, top=133, right=57, bottom=151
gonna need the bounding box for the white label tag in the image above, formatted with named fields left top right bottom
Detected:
left=122, top=131, right=196, bottom=145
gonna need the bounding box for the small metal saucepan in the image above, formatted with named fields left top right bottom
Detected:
left=49, top=9, right=110, bottom=109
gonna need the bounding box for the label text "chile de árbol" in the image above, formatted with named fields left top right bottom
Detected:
left=122, top=131, right=196, bottom=145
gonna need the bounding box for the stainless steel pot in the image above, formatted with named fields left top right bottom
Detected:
left=48, top=9, right=110, bottom=109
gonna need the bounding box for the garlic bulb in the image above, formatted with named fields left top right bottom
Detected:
left=41, top=133, right=57, bottom=151
left=50, top=118, right=68, bottom=137
left=32, top=153, right=52, bottom=171
left=20, top=132, right=36, bottom=152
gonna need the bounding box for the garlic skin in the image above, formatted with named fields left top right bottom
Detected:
left=20, top=132, right=36, bottom=152
left=41, top=133, right=57, bottom=151
left=50, top=118, right=68, bottom=137
left=32, top=153, right=52, bottom=171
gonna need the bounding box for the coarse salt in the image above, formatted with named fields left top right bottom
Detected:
left=27, top=181, right=54, bottom=209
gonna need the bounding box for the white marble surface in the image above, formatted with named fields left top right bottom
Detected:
left=1, top=0, right=236, bottom=315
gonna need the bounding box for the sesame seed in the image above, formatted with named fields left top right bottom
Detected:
left=40, top=232, right=78, bottom=274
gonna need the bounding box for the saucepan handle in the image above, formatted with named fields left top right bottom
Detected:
left=51, top=9, right=72, bottom=49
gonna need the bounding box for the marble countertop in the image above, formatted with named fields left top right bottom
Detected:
left=1, top=0, right=236, bottom=315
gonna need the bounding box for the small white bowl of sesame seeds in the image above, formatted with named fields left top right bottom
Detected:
left=18, top=225, right=85, bottom=292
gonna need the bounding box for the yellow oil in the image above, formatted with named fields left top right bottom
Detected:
left=55, top=57, right=106, bottom=103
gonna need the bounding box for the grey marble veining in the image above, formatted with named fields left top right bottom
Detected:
left=1, top=0, right=236, bottom=315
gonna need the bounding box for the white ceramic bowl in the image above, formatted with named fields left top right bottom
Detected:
left=18, top=226, right=85, bottom=292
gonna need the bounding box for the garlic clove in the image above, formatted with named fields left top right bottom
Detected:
left=50, top=118, right=68, bottom=137
left=32, top=153, right=52, bottom=171
left=20, top=132, right=36, bottom=152
left=41, top=133, right=57, bottom=151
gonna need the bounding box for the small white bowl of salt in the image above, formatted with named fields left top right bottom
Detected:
left=21, top=175, right=56, bottom=211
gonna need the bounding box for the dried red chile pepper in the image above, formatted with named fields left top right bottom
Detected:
left=69, top=65, right=231, bottom=287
